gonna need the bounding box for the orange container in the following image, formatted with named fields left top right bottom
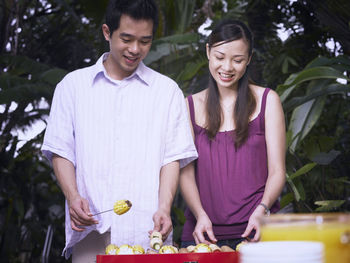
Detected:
left=97, top=251, right=239, bottom=263
left=260, top=213, right=350, bottom=263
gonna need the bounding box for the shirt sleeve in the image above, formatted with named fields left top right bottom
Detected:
left=162, top=87, right=198, bottom=168
left=41, top=76, right=76, bottom=166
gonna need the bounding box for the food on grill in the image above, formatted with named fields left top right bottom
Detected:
left=159, top=245, right=179, bottom=254
left=235, top=240, right=248, bottom=251
left=132, top=244, right=145, bottom=254
left=186, top=245, right=195, bottom=253
left=209, top=243, right=221, bottom=252
left=105, top=244, right=118, bottom=255
left=150, top=231, right=163, bottom=250
left=150, top=237, right=162, bottom=250
left=178, top=247, right=189, bottom=253
left=193, top=243, right=212, bottom=253
left=146, top=248, right=158, bottom=254
left=116, top=244, right=134, bottom=255
left=221, top=245, right=234, bottom=252
left=150, top=231, right=162, bottom=239
left=113, top=200, right=132, bottom=215
left=103, top=235, right=240, bottom=257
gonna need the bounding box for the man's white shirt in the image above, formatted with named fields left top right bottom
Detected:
left=42, top=53, right=197, bottom=258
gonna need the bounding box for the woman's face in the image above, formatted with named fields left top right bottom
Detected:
left=206, top=38, right=251, bottom=90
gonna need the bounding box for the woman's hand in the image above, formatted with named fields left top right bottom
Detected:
left=241, top=205, right=265, bottom=241
left=193, top=213, right=217, bottom=244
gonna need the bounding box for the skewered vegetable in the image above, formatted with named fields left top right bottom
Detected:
left=159, top=245, right=179, bottom=254
left=105, top=244, right=118, bottom=255
left=209, top=243, right=221, bottom=252
left=113, top=200, right=132, bottom=215
left=194, top=243, right=212, bottom=253
left=132, top=244, right=145, bottom=254
left=235, top=240, right=248, bottom=251
left=116, top=244, right=134, bottom=255
left=186, top=245, right=195, bottom=253
left=150, top=231, right=163, bottom=250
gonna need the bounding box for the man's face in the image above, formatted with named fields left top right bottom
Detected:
left=102, top=15, right=153, bottom=80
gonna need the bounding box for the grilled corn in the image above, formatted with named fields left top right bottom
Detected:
left=150, top=231, right=162, bottom=239
left=159, top=245, right=179, bottom=254
left=209, top=243, right=221, bottom=252
left=186, top=245, right=195, bottom=253
left=150, top=237, right=162, bottom=250
left=132, top=244, right=145, bottom=254
left=116, top=244, right=134, bottom=255
left=194, top=243, right=212, bottom=253
left=150, top=231, right=163, bottom=250
left=235, top=240, right=248, bottom=251
left=113, top=200, right=132, bottom=215
left=105, top=244, right=118, bottom=255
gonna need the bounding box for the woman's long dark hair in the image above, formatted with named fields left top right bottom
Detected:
left=206, top=19, right=256, bottom=148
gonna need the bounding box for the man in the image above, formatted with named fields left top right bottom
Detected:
left=41, top=0, right=197, bottom=262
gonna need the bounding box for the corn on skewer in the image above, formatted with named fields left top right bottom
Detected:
left=150, top=231, right=163, bottom=250
left=91, top=200, right=132, bottom=216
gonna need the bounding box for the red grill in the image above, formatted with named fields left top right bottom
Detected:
left=97, top=251, right=239, bottom=263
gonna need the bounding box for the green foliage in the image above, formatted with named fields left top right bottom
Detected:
left=0, top=53, right=67, bottom=262
left=0, top=137, right=65, bottom=262
left=280, top=55, right=350, bottom=212
left=315, top=200, right=346, bottom=212
left=0, top=0, right=99, bottom=262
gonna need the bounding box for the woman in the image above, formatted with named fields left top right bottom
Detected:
left=180, top=19, right=286, bottom=250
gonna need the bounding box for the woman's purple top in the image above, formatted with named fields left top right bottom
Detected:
left=181, top=88, right=279, bottom=241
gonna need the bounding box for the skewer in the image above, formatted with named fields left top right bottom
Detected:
left=91, top=209, right=114, bottom=216
left=91, top=199, right=132, bottom=216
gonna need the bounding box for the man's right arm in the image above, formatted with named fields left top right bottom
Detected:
left=52, top=154, right=98, bottom=231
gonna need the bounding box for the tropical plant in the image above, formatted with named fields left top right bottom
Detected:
left=279, top=55, right=350, bottom=212
left=0, top=0, right=104, bottom=262
left=0, top=54, right=67, bottom=262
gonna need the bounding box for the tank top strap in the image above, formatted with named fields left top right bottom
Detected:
left=259, top=88, right=271, bottom=130
left=187, top=95, right=196, bottom=127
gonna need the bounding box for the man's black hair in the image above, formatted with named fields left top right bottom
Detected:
left=105, top=0, right=158, bottom=36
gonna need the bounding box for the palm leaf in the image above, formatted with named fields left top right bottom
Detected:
left=283, top=83, right=350, bottom=112
left=288, top=96, right=326, bottom=152
left=277, top=66, right=349, bottom=102
left=314, top=200, right=345, bottom=212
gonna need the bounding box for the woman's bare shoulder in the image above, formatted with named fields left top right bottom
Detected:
left=189, top=89, right=208, bottom=126
left=250, top=85, right=283, bottom=114
left=191, top=89, right=207, bottom=107
left=250, top=84, right=281, bottom=103
left=249, top=84, right=266, bottom=97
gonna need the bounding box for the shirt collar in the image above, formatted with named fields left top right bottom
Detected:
left=92, top=53, right=151, bottom=86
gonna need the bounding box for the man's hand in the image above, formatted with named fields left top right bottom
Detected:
left=52, top=155, right=98, bottom=232
left=150, top=208, right=172, bottom=240
left=151, top=161, right=179, bottom=240
left=68, top=196, right=98, bottom=232
left=193, top=213, right=217, bottom=245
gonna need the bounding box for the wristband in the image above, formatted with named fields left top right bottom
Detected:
left=259, top=203, right=270, bottom=216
